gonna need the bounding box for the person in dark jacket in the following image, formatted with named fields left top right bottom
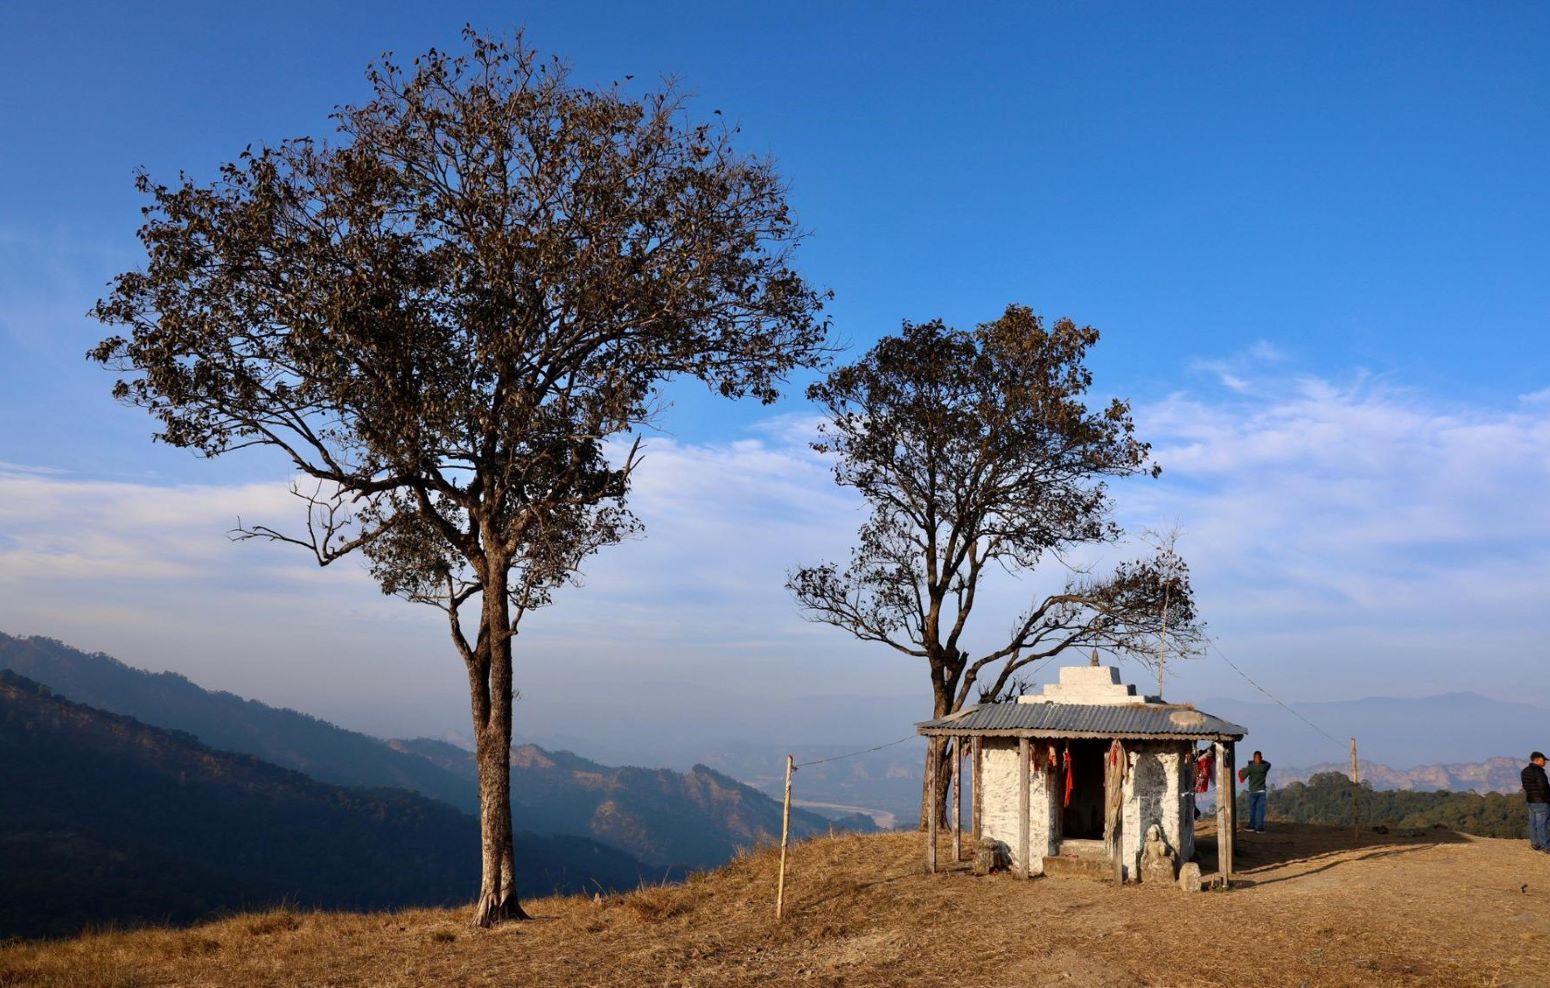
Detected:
left=1523, top=752, right=1550, bottom=852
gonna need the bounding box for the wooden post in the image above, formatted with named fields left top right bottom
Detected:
left=951, top=737, right=962, bottom=864
left=1225, top=742, right=1237, bottom=883
left=1351, top=737, right=1360, bottom=842
left=1048, top=743, right=1060, bottom=846
left=1018, top=737, right=1031, bottom=879
left=1215, top=740, right=1235, bottom=887
left=971, top=736, right=983, bottom=846
left=1105, top=741, right=1125, bottom=885
left=926, top=737, right=939, bottom=874
left=776, top=754, right=794, bottom=920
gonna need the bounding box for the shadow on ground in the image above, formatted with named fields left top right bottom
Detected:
left=1194, top=820, right=1470, bottom=885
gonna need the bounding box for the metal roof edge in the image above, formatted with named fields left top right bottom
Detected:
left=917, top=726, right=1246, bottom=741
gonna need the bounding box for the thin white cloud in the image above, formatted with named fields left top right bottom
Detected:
left=1186, top=359, right=1252, bottom=393
left=1124, top=371, right=1550, bottom=707
left=1185, top=340, right=1298, bottom=395
left=1248, top=340, right=1286, bottom=362
left=0, top=461, right=66, bottom=475
left=1, top=365, right=1547, bottom=741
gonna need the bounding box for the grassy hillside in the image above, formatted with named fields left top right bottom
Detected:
left=0, top=672, right=649, bottom=939
left=2, top=824, right=1545, bottom=987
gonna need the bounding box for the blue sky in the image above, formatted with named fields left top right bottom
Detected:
left=1, top=4, right=1547, bottom=763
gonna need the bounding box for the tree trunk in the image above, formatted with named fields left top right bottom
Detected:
left=468, top=565, right=529, bottom=927
left=918, top=738, right=956, bottom=831
left=918, top=680, right=955, bottom=830
left=471, top=706, right=525, bottom=925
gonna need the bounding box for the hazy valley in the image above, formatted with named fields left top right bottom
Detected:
left=0, top=633, right=871, bottom=939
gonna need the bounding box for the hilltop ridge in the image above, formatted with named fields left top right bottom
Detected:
left=3, top=824, right=1545, bottom=987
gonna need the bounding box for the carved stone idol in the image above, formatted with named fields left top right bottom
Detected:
left=1139, top=823, right=1178, bottom=886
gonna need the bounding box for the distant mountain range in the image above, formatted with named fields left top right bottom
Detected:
left=694, top=691, right=1550, bottom=821
left=395, top=738, right=872, bottom=871
left=0, top=671, right=648, bottom=939
left=1275, top=757, right=1526, bottom=795
left=0, top=632, right=871, bottom=888
left=0, top=632, right=475, bottom=808
left=1200, top=693, right=1550, bottom=768
left=499, top=679, right=1550, bottom=827
left=699, top=741, right=923, bottom=831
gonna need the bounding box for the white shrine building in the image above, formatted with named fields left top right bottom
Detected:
left=916, top=659, right=1248, bottom=884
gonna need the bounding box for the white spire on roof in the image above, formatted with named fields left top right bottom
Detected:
left=1018, top=663, right=1152, bottom=706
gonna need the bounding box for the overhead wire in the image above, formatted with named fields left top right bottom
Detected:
left=1208, top=637, right=1346, bottom=749
left=794, top=734, right=918, bottom=768
left=791, top=655, right=1067, bottom=770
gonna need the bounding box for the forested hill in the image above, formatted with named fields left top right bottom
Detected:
left=0, top=632, right=475, bottom=809
left=1262, top=772, right=1529, bottom=839
left=0, top=632, right=876, bottom=880
left=393, top=739, right=876, bottom=870
left=0, top=671, right=650, bottom=939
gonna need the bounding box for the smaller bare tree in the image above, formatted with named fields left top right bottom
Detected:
left=787, top=307, right=1204, bottom=828
left=1139, top=524, right=1191, bottom=700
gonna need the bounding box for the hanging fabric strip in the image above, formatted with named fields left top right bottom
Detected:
left=1104, top=739, right=1127, bottom=846
left=1062, top=747, right=1074, bottom=808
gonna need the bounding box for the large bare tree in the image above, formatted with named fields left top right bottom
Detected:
left=91, top=31, right=827, bottom=926
left=787, top=307, right=1200, bottom=828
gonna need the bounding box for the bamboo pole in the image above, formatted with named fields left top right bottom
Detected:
left=951, top=737, right=962, bottom=863
left=926, top=737, right=939, bottom=874
left=1351, top=737, right=1360, bottom=842
left=1018, top=737, right=1031, bottom=879
left=775, top=754, right=794, bottom=920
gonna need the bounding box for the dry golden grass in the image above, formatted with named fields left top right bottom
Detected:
left=2, top=824, right=1547, bottom=987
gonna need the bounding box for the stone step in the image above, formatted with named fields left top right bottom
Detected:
left=1041, top=855, right=1113, bottom=881
left=1056, top=838, right=1107, bottom=859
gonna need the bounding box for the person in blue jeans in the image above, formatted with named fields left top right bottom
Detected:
left=1523, top=751, right=1550, bottom=853
left=1239, top=750, right=1271, bottom=833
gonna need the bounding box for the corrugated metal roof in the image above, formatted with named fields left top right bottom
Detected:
left=917, top=702, right=1246, bottom=740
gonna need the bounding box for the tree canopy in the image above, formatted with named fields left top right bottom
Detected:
left=788, top=307, right=1201, bottom=824
left=1265, top=773, right=1526, bottom=839
left=92, top=30, right=828, bottom=924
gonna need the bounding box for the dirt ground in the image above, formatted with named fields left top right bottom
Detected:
left=3, top=823, right=1548, bottom=988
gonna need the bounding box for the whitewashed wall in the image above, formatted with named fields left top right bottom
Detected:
left=978, top=740, right=1057, bottom=874
left=1119, top=742, right=1195, bottom=881
left=977, top=737, right=1198, bottom=881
